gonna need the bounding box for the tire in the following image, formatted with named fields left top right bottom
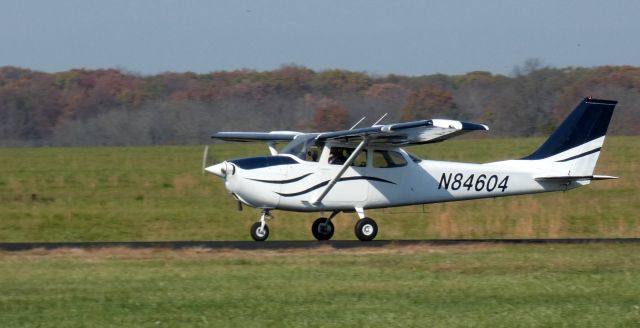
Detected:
left=311, top=218, right=335, bottom=241
left=354, top=217, right=378, bottom=241
left=250, top=222, right=269, bottom=241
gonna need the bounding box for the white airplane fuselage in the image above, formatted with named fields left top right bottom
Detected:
left=219, top=144, right=586, bottom=213
left=207, top=97, right=617, bottom=241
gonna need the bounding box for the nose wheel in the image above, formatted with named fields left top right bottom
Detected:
left=250, top=222, right=269, bottom=241
left=250, top=210, right=272, bottom=241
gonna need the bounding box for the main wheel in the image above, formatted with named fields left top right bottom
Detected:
left=250, top=222, right=269, bottom=241
left=354, top=217, right=378, bottom=241
left=311, top=218, right=335, bottom=241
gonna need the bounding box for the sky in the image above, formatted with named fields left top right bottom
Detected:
left=1, top=0, right=639, bottom=76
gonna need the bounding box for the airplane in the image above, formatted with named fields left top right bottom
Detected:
left=205, top=97, right=617, bottom=241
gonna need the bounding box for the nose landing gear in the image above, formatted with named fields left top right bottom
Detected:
left=250, top=210, right=272, bottom=241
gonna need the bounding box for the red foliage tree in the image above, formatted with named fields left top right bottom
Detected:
left=400, top=86, right=458, bottom=120
left=311, top=103, right=349, bottom=132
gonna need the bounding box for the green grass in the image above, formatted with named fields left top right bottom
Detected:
left=0, top=136, right=638, bottom=242
left=1, top=244, right=639, bottom=327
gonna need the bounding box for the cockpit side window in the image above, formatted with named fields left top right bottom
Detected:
left=328, top=147, right=367, bottom=167
left=372, top=150, right=408, bottom=168
left=328, top=147, right=348, bottom=165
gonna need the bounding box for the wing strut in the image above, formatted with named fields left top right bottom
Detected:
left=266, top=141, right=278, bottom=155
left=312, top=137, right=369, bottom=205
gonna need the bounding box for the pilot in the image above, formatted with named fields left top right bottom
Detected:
left=307, top=149, right=319, bottom=162
left=329, top=148, right=347, bottom=165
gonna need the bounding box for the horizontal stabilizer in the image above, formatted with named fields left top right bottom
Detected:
left=535, top=175, right=618, bottom=182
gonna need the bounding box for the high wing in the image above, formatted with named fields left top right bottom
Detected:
left=317, top=119, right=488, bottom=145
left=211, top=131, right=303, bottom=142
left=211, top=119, right=488, bottom=145
left=210, top=118, right=488, bottom=205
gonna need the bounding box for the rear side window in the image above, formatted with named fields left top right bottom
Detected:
left=372, top=150, right=408, bottom=168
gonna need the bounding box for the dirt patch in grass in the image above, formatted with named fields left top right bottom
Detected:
left=0, top=243, right=504, bottom=260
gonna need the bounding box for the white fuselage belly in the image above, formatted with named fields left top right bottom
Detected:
left=228, top=158, right=575, bottom=212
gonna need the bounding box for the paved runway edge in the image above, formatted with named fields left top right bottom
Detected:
left=2, top=238, right=640, bottom=251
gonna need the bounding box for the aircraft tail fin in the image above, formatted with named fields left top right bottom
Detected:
left=522, top=97, right=617, bottom=176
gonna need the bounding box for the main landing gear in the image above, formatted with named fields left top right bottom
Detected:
left=354, top=217, right=378, bottom=241
left=311, top=211, right=338, bottom=241
left=250, top=208, right=379, bottom=242
left=310, top=209, right=378, bottom=241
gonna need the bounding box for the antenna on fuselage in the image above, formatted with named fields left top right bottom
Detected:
left=372, top=113, right=388, bottom=126
left=349, top=116, right=366, bottom=130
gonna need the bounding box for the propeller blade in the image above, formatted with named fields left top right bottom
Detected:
left=202, top=145, right=216, bottom=175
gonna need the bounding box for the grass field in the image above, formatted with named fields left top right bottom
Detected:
left=0, top=136, right=638, bottom=241
left=1, top=138, right=639, bottom=327
left=1, top=244, right=639, bottom=327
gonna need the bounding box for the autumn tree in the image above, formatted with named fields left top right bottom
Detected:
left=1, top=63, right=640, bottom=147
left=310, top=103, right=349, bottom=132
left=400, top=86, right=458, bottom=121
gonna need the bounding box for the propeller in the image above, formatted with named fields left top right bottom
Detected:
left=202, top=145, right=216, bottom=176
left=202, top=144, right=243, bottom=211
left=202, top=145, right=234, bottom=177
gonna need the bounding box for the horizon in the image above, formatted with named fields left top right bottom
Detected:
left=3, top=62, right=636, bottom=78
left=1, top=1, right=639, bottom=77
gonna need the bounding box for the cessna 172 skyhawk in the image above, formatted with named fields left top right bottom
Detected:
left=206, top=97, right=617, bottom=241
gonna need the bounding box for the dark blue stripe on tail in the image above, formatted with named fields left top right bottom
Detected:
left=522, top=98, right=616, bottom=160
left=556, top=147, right=602, bottom=162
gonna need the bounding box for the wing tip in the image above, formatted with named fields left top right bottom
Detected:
left=584, top=97, right=618, bottom=105
left=461, top=122, right=490, bottom=131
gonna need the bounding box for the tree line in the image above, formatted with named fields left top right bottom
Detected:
left=0, top=60, right=638, bottom=147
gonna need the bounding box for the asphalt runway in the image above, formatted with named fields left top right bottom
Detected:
left=1, top=238, right=640, bottom=252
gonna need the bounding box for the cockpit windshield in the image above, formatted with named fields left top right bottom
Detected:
left=280, top=134, right=321, bottom=162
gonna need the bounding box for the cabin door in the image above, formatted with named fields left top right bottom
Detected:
left=316, top=146, right=369, bottom=203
